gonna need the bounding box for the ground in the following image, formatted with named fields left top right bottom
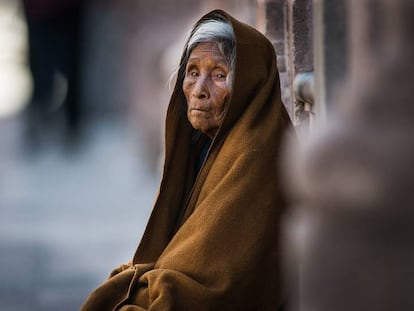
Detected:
left=0, top=116, right=158, bottom=311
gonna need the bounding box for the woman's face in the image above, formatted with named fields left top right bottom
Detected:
left=183, top=42, right=231, bottom=138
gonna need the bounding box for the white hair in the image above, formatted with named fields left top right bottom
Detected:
left=188, top=19, right=234, bottom=55
left=176, top=18, right=235, bottom=90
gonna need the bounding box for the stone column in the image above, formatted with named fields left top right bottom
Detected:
left=257, top=0, right=291, bottom=117
left=260, top=0, right=314, bottom=136
left=285, top=1, right=414, bottom=310
left=313, top=0, right=347, bottom=123
left=285, top=0, right=313, bottom=137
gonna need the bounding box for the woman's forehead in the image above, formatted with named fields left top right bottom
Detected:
left=188, top=42, right=227, bottom=62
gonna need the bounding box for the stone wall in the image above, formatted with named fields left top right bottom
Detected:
left=259, top=0, right=314, bottom=138
left=257, top=0, right=291, bottom=117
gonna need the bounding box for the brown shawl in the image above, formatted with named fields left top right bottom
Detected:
left=81, top=9, right=292, bottom=311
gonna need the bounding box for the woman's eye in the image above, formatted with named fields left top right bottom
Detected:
left=187, top=70, right=198, bottom=77
left=214, top=73, right=226, bottom=80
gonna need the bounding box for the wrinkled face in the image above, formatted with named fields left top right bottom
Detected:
left=183, top=42, right=231, bottom=138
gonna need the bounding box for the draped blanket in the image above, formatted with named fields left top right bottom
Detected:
left=81, top=9, right=293, bottom=311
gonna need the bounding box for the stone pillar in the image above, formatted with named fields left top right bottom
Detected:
left=285, top=0, right=313, bottom=137
left=286, top=1, right=414, bottom=310
left=261, top=0, right=314, bottom=136
left=313, top=0, right=347, bottom=123
left=257, top=0, right=291, bottom=118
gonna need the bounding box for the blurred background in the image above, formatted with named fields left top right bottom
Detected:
left=1, top=0, right=414, bottom=310
left=0, top=0, right=257, bottom=310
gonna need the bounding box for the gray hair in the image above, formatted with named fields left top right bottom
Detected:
left=178, top=18, right=235, bottom=90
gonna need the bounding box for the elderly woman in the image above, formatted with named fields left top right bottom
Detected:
left=81, top=10, right=292, bottom=311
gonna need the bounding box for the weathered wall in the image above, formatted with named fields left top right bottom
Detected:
left=259, top=0, right=314, bottom=137
left=258, top=0, right=291, bottom=118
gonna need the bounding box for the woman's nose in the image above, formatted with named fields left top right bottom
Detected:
left=193, top=76, right=209, bottom=99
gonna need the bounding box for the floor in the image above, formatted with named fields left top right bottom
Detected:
left=0, top=116, right=159, bottom=310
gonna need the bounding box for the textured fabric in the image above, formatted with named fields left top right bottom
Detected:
left=80, top=9, right=293, bottom=311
